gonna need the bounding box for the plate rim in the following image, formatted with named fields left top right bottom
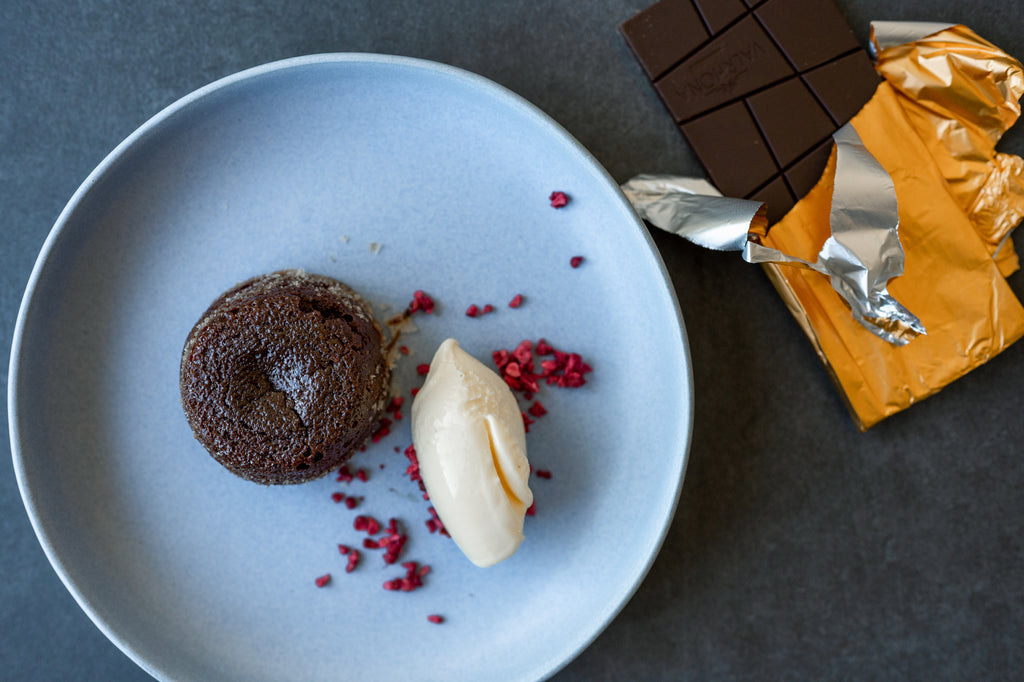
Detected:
left=8, top=52, right=694, bottom=680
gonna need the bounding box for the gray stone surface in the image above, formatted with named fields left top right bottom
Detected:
left=3, top=0, right=1024, bottom=679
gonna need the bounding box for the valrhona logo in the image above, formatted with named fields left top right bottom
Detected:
left=673, top=40, right=766, bottom=101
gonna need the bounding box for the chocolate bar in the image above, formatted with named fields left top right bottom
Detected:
left=621, top=0, right=880, bottom=222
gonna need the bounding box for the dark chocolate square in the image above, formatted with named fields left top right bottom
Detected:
left=747, top=77, right=835, bottom=166
left=621, top=0, right=709, bottom=81
left=754, top=0, right=860, bottom=71
left=803, top=51, right=881, bottom=124
left=748, top=177, right=796, bottom=224
left=681, top=101, right=778, bottom=198
left=656, top=14, right=793, bottom=122
left=785, top=139, right=834, bottom=198
left=693, top=0, right=746, bottom=33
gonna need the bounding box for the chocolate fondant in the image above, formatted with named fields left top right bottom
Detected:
left=180, top=270, right=389, bottom=485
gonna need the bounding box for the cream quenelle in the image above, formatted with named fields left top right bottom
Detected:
left=410, top=338, right=533, bottom=567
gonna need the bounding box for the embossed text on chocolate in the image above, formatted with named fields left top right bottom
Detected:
left=673, top=41, right=767, bottom=103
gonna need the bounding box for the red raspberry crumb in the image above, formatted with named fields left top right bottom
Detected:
left=408, top=290, right=435, bottom=314
left=331, top=492, right=346, bottom=503
left=371, top=418, right=392, bottom=443
left=379, top=518, right=408, bottom=564
left=495, top=339, right=592, bottom=394
left=526, top=501, right=536, bottom=516
left=535, top=469, right=552, bottom=479
left=425, top=507, right=450, bottom=537
left=344, top=496, right=359, bottom=510
left=428, top=615, right=445, bottom=624
left=404, top=444, right=422, bottom=481
left=363, top=538, right=380, bottom=549
left=465, top=304, right=479, bottom=317
left=570, top=256, right=584, bottom=268
left=336, top=465, right=354, bottom=483
left=528, top=401, right=547, bottom=418
left=354, top=515, right=381, bottom=535
left=410, top=387, right=420, bottom=397
left=386, top=396, right=404, bottom=412
left=508, top=294, right=523, bottom=309
left=417, top=363, right=430, bottom=375
left=482, top=304, right=495, bottom=314
left=346, top=549, right=360, bottom=573
left=512, top=340, right=533, bottom=369
left=315, top=574, right=331, bottom=588
left=521, top=411, right=534, bottom=433
left=549, top=191, right=569, bottom=208
left=382, top=561, right=430, bottom=592
left=400, top=345, right=410, bottom=355
left=338, top=544, right=350, bottom=555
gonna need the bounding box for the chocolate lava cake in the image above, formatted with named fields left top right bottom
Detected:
left=180, top=270, right=389, bottom=484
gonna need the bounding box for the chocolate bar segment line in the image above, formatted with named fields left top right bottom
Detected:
left=655, top=14, right=794, bottom=123
left=754, top=0, right=861, bottom=72
left=692, top=0, right=746, bottom=34
left=746, top=76, right=835, bottom=167
left=680, top=100, right=780, bottom=199
left=619, top=0, right=709, bottom=82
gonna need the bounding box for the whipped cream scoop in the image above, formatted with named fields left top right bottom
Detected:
left=411, top=338, right=533, bottom=567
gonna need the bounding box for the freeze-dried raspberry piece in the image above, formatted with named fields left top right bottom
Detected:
left=371, top=417, right=392, bottom=443
left=425, top=506, right=450, bottom=537
left=378, top=518, right=408, bottom=565
left=382, top=561, right=430, bottom=592
left=408, top=290, right=435, bottom=314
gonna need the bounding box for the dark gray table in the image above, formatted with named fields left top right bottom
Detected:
left=4, top=1, right=1024, bottom=679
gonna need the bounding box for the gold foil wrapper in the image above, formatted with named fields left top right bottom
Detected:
left=763, top=24, right=1024, bottom=429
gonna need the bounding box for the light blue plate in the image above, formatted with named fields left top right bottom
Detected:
left=9, top=54, right=692, bottom=681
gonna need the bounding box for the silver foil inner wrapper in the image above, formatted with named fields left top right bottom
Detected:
left=868, top=21, right=956, bottom=58
left=623, top=123, right=926, bottom=345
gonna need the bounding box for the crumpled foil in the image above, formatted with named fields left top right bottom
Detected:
left=621, top=175, right=765, bottom=251
left=868, top=21, right=954, bottom=56
left=623, top=124, right=925, bottom=345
